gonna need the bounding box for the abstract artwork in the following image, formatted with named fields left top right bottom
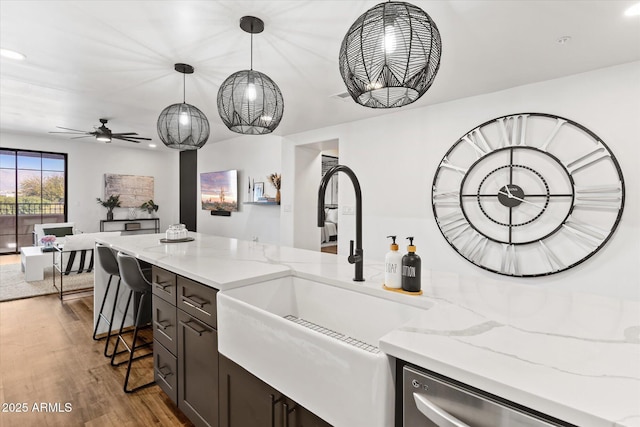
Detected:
left=104, top=174, right=154, bottom=208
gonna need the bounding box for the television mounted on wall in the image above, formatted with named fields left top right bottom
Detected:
left=200, top=169, right=238, bottom=213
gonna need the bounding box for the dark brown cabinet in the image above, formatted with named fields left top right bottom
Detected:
left=152, top=266, right=219, bottom=427
left=219, top=355, right=331, bottom=427
left=178, top=310, right=218, bottom=427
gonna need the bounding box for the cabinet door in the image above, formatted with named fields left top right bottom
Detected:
left=177, top=310, right=218, bottom=427
left=219, top=355, right=283, bottom=427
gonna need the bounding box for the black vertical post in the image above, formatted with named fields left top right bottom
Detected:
left=179, top=150, right=197, bottom=231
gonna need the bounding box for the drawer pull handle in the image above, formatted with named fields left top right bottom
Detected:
left=155, top=281, right=172, bottom=290
left=155, top=365, right=172, bottom=380
left=270, top=394, right=283, bottom=427
left=413, top=392, right=470, bottom=427
left=179, top=319, right=209, bottom=336
left=154, top=320, right=170, bottom=330
left=181, top=294, right=207, bottom=308
left=282, top=402, right=296, bottom=427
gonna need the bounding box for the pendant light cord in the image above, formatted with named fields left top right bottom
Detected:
left=182, top=72, right=186, bottom=103
left=250, top=32, right=253, bottom=70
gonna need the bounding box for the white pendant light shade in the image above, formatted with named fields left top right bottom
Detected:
left=339, top=1, right=442, bottom=108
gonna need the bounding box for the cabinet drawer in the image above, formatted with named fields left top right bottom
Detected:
left=152, top=294, right=177, bottom=355
left=152, top=266, right=177, bottom=305
left=177, top=276, right=218, bottom=328
left=154, top=339, right=178, bottom=404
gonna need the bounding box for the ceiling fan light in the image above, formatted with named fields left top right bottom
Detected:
left=96, top=134, right=111, bottom=142
left=339, top=1, right=442, bottom=108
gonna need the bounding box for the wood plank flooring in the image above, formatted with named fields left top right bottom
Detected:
left=0, top=287, right=192, bottom=426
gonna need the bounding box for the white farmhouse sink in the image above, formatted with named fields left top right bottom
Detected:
left=217, top=275, right=426, bottom=427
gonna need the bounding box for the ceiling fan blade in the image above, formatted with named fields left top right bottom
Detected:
left=116, top=136, right=152, bottom=141
left=55, top=126, right=88, bottom=132
left=113, top=136, right=141, bottom=143
left=49, top=131, right=87, bottom=134
left=111, top=132, right=139, bottom=136
left=70, top=136, right=94, bottom=140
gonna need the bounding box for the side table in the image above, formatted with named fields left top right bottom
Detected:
left=20, top=246, right=54, bottom=282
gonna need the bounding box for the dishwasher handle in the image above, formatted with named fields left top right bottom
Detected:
left=414, top=392, right=471, bottom=427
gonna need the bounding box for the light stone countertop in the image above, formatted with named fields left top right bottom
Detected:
left=96, top=232, right=640, bottom=427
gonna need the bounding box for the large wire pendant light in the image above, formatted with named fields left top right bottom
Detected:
left=157, top=63, right=210, bottom=150
left=339, top=1, right=442, bottom=109
left=217, top=16, right=284, bottom=135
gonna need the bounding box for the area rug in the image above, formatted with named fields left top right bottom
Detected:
left=0, top=263, right=94, bottom=302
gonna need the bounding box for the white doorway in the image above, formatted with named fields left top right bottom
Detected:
left=290, top=139, right=339, bottom=252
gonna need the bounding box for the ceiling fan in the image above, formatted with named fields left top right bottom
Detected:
left=49, top=118, right=152, bottom=143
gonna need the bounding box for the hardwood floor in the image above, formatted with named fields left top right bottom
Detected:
left=0, top=290, right=192, bottom=426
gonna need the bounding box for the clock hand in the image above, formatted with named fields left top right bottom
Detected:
left=504, top=185, right=513, bottom=197
left=497, top=190, right=546, bottom=210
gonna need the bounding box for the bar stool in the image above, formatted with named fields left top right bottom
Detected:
left=92, top=244, right=121, bottom=357
left=110, top=251, right=154, bottom=393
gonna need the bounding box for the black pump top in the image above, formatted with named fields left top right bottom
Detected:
left=406, top=236, right=416, bottom=253
left=387, top=235, right=397, bottom=244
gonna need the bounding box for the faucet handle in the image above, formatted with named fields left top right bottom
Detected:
left=348, top=240, right=355, bottom=264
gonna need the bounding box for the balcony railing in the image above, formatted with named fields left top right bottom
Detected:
left=0, top=202, right=65, bottom=215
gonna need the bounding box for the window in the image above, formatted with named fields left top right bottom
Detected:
left=0, top=149, right=67, bottom=254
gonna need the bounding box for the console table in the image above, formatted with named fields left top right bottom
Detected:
left=99, top=218, right=160, bottom=234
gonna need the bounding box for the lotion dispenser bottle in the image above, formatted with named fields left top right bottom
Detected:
left=402, top=237, right=422, bottom=293
left=384, top=236, right=402, bottom=289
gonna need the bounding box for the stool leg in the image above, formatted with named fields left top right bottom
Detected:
left=110, top=289, right=132, bottom=367
left=123, top=292, right=155, bottom=393
left=103, top=278, right=121, bottom=357
left=92, top=274, right=113, bottom=340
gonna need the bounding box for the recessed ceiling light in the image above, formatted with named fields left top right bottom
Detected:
left=625, top=2, right=640, bottom=16
left=0, top=48, right=26, bottom=60
left=148, top=143, right=157, bottom=148
left=556, top=36, right=572, bottom=45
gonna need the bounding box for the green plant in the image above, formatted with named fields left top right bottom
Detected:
left=140, top=199, right=159, bottom=213
left=96, top=194, right=121, bottom=211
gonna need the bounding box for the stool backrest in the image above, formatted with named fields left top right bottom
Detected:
left=116, top=252, right=152, bottom=293
left=96, top=244, right=119, bottom=277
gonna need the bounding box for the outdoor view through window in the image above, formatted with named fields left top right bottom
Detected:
left=0, top=149, right=66, bottom=253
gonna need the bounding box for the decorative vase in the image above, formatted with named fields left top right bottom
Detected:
left=107, top=210, right=114, bottom=221
left=276, top=189, right=281, bottom=205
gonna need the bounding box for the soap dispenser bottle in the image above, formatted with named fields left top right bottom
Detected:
left=402, top=237, right=421, bottom=293
left=384, top=236, right=402, bottom=289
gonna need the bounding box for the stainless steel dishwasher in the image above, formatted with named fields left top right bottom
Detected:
left=403, top=365, right=571, bottom=427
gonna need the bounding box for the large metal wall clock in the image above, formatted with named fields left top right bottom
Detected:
left=432, top=113, right=625, bottom=277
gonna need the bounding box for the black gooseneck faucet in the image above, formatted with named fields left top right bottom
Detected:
left=317, top=165, right=364, bottom=282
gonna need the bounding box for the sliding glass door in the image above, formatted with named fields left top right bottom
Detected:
left=0, top=149, right=67, bottom=254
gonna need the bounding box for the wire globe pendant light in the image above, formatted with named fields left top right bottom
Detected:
left=157, top=63, right=210, bottom=150
left=339, top=1, right=442, bottom=109
left=217, top=16, right=284, bottom=135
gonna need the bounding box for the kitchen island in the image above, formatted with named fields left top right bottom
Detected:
left=95, top=232, right=639, bottom=427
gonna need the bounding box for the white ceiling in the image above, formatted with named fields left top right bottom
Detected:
left=1, top=1, right=639, bottom=150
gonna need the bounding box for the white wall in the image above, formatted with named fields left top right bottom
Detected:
left=0, top=132, right=180, bottom=234
left=197, top=134, right=282, bottom=244
left=283, top=61, right=640, bottom=300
